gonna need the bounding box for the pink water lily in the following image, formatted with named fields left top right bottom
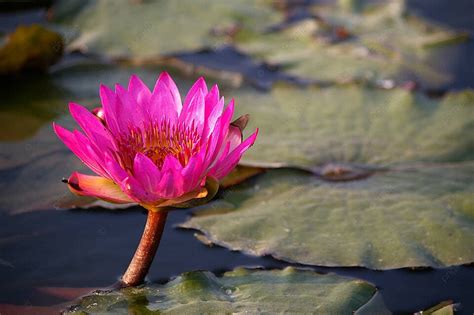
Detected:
left=53, top=73, right=257, bottom=286
left=53, top=72, right=257, bottom=211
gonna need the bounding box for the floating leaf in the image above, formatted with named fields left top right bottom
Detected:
left=0, top=24, right=63, bottom=75
left=355, top=292, right=391, bottom=315
left=219, top=165, right=265, bottom=189
left=415, top=301, right=456, bottom=315
left=53, top=0, right=280, bottom=58
left=65, top=267, right=377, bottom=314
left=228, top=84, right=474, bottom=170
left=235, top=0, right=468, bottom=88
left=182, top=165, right=474, bottom=269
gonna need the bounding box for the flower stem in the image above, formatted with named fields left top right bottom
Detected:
left=122, top=210, right=168, bottom=286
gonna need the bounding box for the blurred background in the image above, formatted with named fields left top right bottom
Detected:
left=0, top=0, right=473, bottom=314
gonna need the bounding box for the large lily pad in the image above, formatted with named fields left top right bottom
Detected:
left=181, top=165, right=474, bottom=269
left=228, top=84, right=474, bottom=170
left=53, top=0, right=280, bottom=58
left=235, top=0, right=468, bottom=88
left=65, top=267, right=377, bottom=314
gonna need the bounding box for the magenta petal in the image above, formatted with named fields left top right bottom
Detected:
left=128, top=74, right=151, bottom=108
left=205, top=100, right=235, bottom=166
left=202, top=94, right=224, bottom=141
left=205, top=84, right=220, bottom=116
left=210, top=129, right=258, bottom=179
left=122, top=176, right=157, bottom=204
left=157, top=169, right=183, bottom=199
left=157, top=155, right=184, bottom=198
left=102, top=152, right=130, bottom=186
left=182, top=150, right=205, bottom=192
left=179, top=88, right=206, bottom=134
left=99, top=84, right=121, bottom=136
left=150, top=72, right=182, bottom=122
left=68, top=103, right=115, bottom=151
left=105, top=153, right=158, bottom=204
left=183, top=77, right=207, bottom=110
left=133, top=153, right=162, bottom=194
left=53, top=123, right=108, bottom=178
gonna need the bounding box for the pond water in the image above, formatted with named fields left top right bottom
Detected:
left=0, top=0, right=473, bottom=314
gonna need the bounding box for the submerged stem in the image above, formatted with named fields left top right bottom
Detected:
left=122, top=209, right=168, bottom=286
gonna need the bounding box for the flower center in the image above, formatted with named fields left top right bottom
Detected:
left=115, top=120, right=201, bottom=172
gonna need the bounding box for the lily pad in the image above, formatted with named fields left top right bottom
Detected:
left=416, top=301, right=456, bottom=315
left=228, top=84, right=474, bottom=170
left=235, top=0, right=468, bottom=88
left=53, top=0, right=281, bottom=58
left=65, top=267, right=377, bottom=314
left=0, top=24, right=63, bottom=75
left=181, top=165, right=474, bottom=269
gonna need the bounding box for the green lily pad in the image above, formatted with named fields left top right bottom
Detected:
left=228, top=84, right=474, bottom=170
left=53, top=0, right=280, bottom=58
left=416, top=301, right=456, bottom=315
left=181, top=165, right=474, bottom=269
left=235, top=0, right=468, bottom=88
left=0, top=24, right=64, bottom=75
left=65, top=267, right=377, bottom=314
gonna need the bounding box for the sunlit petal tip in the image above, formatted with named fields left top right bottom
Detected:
left=52, top=122, right=72, bottom=141
left=114, top=83, right=126, bottom=94
left=128, top=74, right=142, bottom=86
left=99, top=83, right=113, bottom=98
left=67, top=172, right=133, bottom=204
left=209, top=84, right=219, bottom=95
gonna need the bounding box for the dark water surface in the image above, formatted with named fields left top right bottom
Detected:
left=0, top=0, right=473, bottom=314
left=0, top=207, right=473, bottom=313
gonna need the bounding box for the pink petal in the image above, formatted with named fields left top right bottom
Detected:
left=115, top=83, right=145, bottom=129
left=103, top=152, right=129, bottom=183
left=202, top=89, right=224, bottom=140
left=121, top=176, right=156, bottom=204
left=204, top=100, right=235, bottom=167
left=150, top=72, right=182, bottom=123
left=182, top=150, right=206, bottom=192
left=103, top=153, right=164, bottom=204
left=99, top=84, right=121, bottom=136
left=209, top=129, right=258, bottom=179
left=68, top=103, right=115, bottom=151
left=157, top=155, right=184, bottom=198
left=133, top=153, right=162, bottom=194
left=128, top=74, right=151, bottom=108
left=179, top=87, right=206, bottom=134
left=67, top=172, right=133, bottom=204
left=53, top=123, right=108, bottom=178
left=183, top=77, right=207, bottom=110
